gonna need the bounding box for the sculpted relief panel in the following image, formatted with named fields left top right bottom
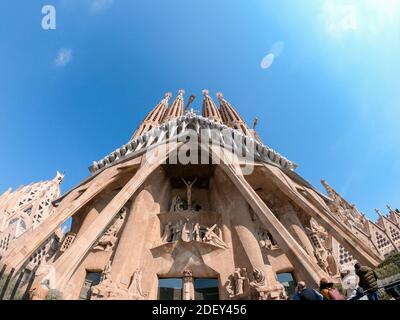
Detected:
left=161, top=220, right=228, bottom=249
left=226, top=268, right=286, bottom=300
left=93, top=207, right=127, bottom=252
left=91, top=262, right=146, bottom=300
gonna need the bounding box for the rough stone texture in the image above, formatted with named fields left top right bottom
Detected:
left=1, top=90, right=399, bottom=300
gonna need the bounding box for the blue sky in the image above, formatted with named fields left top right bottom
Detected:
left=0, top=0, right=399, bottom=221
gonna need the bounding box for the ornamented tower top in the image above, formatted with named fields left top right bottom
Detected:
left=201, top=89, right=222, bottom=123
left=217, top=92, right=252, bottom=136
left=131, top=92, right=172, bottom=139
left=89, top=90, right=297, bottom=173
left=163, top=89, right=185, bottom=122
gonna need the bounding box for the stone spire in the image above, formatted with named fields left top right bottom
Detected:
left=216, top=92, right=251, bottom=135
left=202, top=89, right=222, bottom=123
left=131, top=92, right=172, bottom=139
left=321, top=180, right=336, bottom=199
left=163, top=89, right=185, bottom=122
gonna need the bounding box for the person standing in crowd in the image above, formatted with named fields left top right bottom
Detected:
left=292, top=281, right=323, bottom=300
left=341, top=270, right=358, bottom=300
left=319, top=278, right=344, bottom=300
left=354, top=262, right=380, bottom=300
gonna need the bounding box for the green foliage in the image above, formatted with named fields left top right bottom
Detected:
left=375, top=252, right=400, bottom=279
left=45, top=289, right=63, bottom=300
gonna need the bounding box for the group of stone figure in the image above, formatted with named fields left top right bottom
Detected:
left=91, top=261, right=146, bottom=300
left=226, top=267, right=285, bottom=300
left=307, top=219, right=339, bottom=277
left=161, top=220, right=228, bottom=249
left=257, top=229, right=279, bottom=251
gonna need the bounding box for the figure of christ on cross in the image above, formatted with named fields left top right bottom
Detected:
left=181, top=178, right=197, bottom=210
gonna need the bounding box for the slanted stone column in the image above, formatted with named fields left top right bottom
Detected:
left=111, top=167, right=170, bottom=288
left=277, top=203, right=316, bottom=259
left=214, top=167, right=283, bottom=298
left=209, top=171, right=237, bottom=299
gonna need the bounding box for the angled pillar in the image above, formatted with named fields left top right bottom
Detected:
left=1, top=160, right=135, bottom=273
left=210, top=145, right=325, bottom=288
left=111, top=167, right=170, bottom=286
left=52, top=143, right=181, bottom=292
left=261, top=163, right=382, bottom=267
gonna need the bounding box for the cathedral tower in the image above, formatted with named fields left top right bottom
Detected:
left=0, top=91, right=390, bottom=301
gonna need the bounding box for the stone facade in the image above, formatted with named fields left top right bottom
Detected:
left=0, top=90, right=398, bottom=300
left=0, top=172, right=64, bottom=262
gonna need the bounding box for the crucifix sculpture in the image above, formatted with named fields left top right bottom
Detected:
left=182, top=178, right=197, bottom=210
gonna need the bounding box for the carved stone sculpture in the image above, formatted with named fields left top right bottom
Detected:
left=257, top=229, right=278, bottom=250
left=182, top=178, right=197, bottom=210
left=228, top=267, right=248, bottom=297
left=161, top=222, right=173, bottom=242
left=192, top=222, right=201, bottom=241
left=161, top=220, right=228, bottom=248
left=249, top=268, right=265, bottom=288
left=203, top=224, right=228, bottom=248
left=128, top=268, right=145, bottom=300
left=93, top=209, right=126, bottom=251
left=170, top=195, right=187, bottom=212
left=182, top=269, right=194, bottom=300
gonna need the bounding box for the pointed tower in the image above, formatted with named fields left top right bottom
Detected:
left=217, top=92, right=252, bottom=135
left=163, top=89, right=185, bottom=122
left=202, top=89, right=222, bottom=123
left=131, top=92, right=172, bottom=139
left=2, top=90, right=386, bottom=301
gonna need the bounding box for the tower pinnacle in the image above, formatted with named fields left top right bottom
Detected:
left=163, top=90, right=185, bottom=122
left=202, top=89, right=222, bottom=123
left=217, top=92, right=251, bottom=135
left=131, top=92, right=171, bottom=139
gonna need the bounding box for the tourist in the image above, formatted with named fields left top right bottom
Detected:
left=354, top=262, right=380, bottom=300
left=292, top=281, right=323, bottom=300
left=319, top=278, right=344, bottom=300
left=341, top=270, right=358, bottom=300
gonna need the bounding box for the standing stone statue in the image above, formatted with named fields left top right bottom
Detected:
left=233, top=268, right=246, bottom=296
left=128, top=268, right=145, bottom=299
left=181, top=221, right=193, bottom=242
left=172, top=220, right=183, bottom=241
left=161, top=222, right=172, bottom=242
left=192, top=222, right=201, bottom=241
left=182, top=269, right=194, bottom=300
